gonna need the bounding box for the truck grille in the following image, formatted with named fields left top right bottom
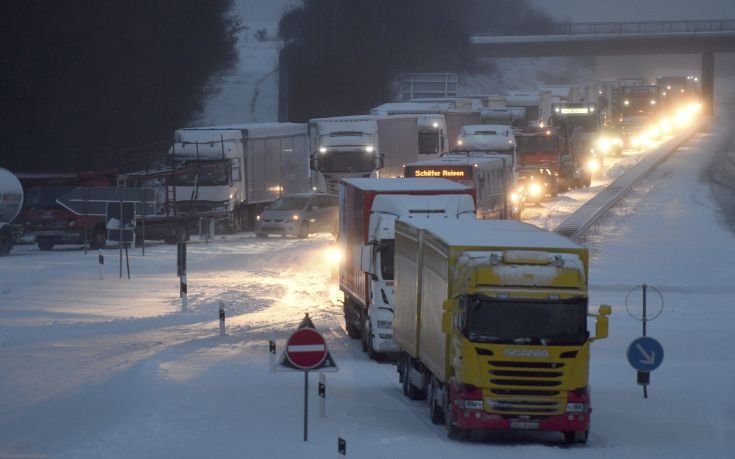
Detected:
left=480, top=354, right=571, bottom=416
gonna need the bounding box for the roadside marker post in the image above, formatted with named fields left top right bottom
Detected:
left=98, top=249, right=104, bottom=280
left=181, top=275, right=188, bottom=311
left=269, top=340, right=276, bottom=372
left=318, top=373, right=326, bottom=418
left=219, top=302, right=226, bottom=336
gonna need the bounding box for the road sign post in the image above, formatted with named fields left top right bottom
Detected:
left=627, top=336, right=664, bottom=399
left=277, top=314, right=338, bottom=441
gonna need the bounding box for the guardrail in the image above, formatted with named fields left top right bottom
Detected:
left=477, top=19, right=735, bottom=38
left=553, top=119, right=707, bottom=241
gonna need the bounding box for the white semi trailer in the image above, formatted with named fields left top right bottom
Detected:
left=0, top=168, right=24, bottom=256
left=309, top=116, right=418, bottom=194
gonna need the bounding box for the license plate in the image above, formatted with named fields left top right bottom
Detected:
left=510, top=421, right=539, bottom=430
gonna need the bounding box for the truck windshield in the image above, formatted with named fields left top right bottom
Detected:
left=516, top=135, right=556, bottom=154
left=317, top=152, right=376, bottom=173
left=379, top=239, right=394, bottom=281
left=463, top=296, right=588, bottom=345
left=175, top=162, right=229, bottom=186
left=418, top=131, right=440, bottom=155
left=267, top=197, right=308, bottom=211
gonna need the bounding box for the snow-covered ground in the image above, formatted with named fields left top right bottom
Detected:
left=1, top=108, right=734, bottom=457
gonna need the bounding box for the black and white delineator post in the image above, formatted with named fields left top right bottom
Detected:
left=318, top=373, right=326, bottom=418
left=180, top=275, right=188, bottom=311
left=269, top=340, right=276, bottom=372
left=98, top=249, right=104, bottom=280
left=219, top=301, right=226, bottom=336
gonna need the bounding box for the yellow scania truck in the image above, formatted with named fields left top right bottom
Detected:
left=393, top=219, right=611, bottom=444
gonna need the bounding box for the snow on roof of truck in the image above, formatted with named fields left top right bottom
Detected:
left=176, top=123, right=307, bottom=140
left=371, top=102, right=455, bottom=115
left=460, top=125, right=513, bottom=137
left=404, top=219, right=582, bottom=249
left=341, top=178, right=469, bottom=191
left=407, top=154, right=506, bottom=167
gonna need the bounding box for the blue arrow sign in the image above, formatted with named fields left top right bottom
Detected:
left=627, top=336, right=664, bottom=372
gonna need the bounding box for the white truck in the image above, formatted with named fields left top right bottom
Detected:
left=122, top=123, right=311, bottom=233
left=338, top=178, right=476, bottom=358
left=371, top=102, right=453, bottom=158
left=0, top=168, right=23, bottom=256
left=309, top=116, right=419, bottom=194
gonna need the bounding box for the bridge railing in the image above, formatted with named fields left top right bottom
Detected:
left=477, top=19, right=735, bottom=37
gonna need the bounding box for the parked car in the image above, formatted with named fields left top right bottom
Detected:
left=255, top=193, right=338, bottom=238
left=516, top=166, right=558, bottom=203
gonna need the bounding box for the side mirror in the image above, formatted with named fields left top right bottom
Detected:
left=360, top=244, right=376, bottom=279
left=591, top=304, right=612, bottom=341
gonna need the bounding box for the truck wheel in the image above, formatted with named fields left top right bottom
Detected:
left=584, top=175, right=592, bottom=187
left=89, top=224, right=107, bottom=250
left=37, top=239, right=55, bottom=251
left=366, top=322, right=379, bottom=360
left=564, top=429, right=589, bottom=444
left=297, top=222, right=309, bottom=238
left=344, top=301, right=361, bottom=339
left=428, top=376, right=445, bottom=424
left=404, top=356, right=424, bottom=400
left=360, top=314, right=368, bottom=352
left=0, top=227, right=12, bottom=256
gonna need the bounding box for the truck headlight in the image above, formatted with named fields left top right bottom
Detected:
left=596, top=138, right=610, bottom=152
left=459, top=400, right=484, bottom=410
left=587, top=159, right=600, bottom=172
left=529, top=183, right=542, bottom=196
left=292, top=214, right=300, bottom=221
left=510, top=192, right=520, bottom=203
left=319, top=147, right=327, bottom=153
left=566, top=403, right=588, bottom=412
left=256, top=215, right=260, bottom=221
left=365, top=145, right=374, bottom=153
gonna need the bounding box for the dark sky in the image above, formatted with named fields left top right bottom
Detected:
left=530, top=0, right=735, bottom=22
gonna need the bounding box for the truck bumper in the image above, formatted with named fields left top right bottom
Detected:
left=451, top=407, right=591, bottom=433
left=34, top=229, right=86, bottom=244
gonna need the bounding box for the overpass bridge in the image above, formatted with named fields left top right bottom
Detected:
left=471, top=19, right=735, bottom=114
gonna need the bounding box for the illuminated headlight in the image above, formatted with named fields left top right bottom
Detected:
left=510, top=192, right=520, bottom=203
left=650, top=99, right=657, bottom=105
left=623, top=100, right=630, bottom=106
left=648, top=126, right=660, bottom=137
left=319, top=147, right=327, bottom=153
left=457, top=139, right=464, bottom=146
left=326, top=246, right=342, bottom=264
left=292, top=214, right=300, bottom=221
left=660, top=118, right=672, bottom=133
left=596, top=138, right=610, bottom=152
left=377, top=320, right=393, bottom=329
left=365, top=145, right=374, bottom=153
left=459, top=400, right=484, bottom=410
left=432, top=122, right=439, bottom=128
left=587, top=159, right=600, bottom=172
left=566, top=403, right=588, bottom=412
left=256, top=215, right=260, bottom=221
left=631, top=136, right=641, bottom=147
left=529, top=183, right=542, bottom=196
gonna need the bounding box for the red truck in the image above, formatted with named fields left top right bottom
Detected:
left=17, top=171, right=117, bottom=250
left=513, top=127, right=573, bottom=191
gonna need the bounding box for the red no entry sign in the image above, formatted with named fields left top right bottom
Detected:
left=286, top=328, right=328, bottom=370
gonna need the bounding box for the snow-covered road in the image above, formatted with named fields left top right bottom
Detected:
left=1, top=116, right=734, bottom=457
